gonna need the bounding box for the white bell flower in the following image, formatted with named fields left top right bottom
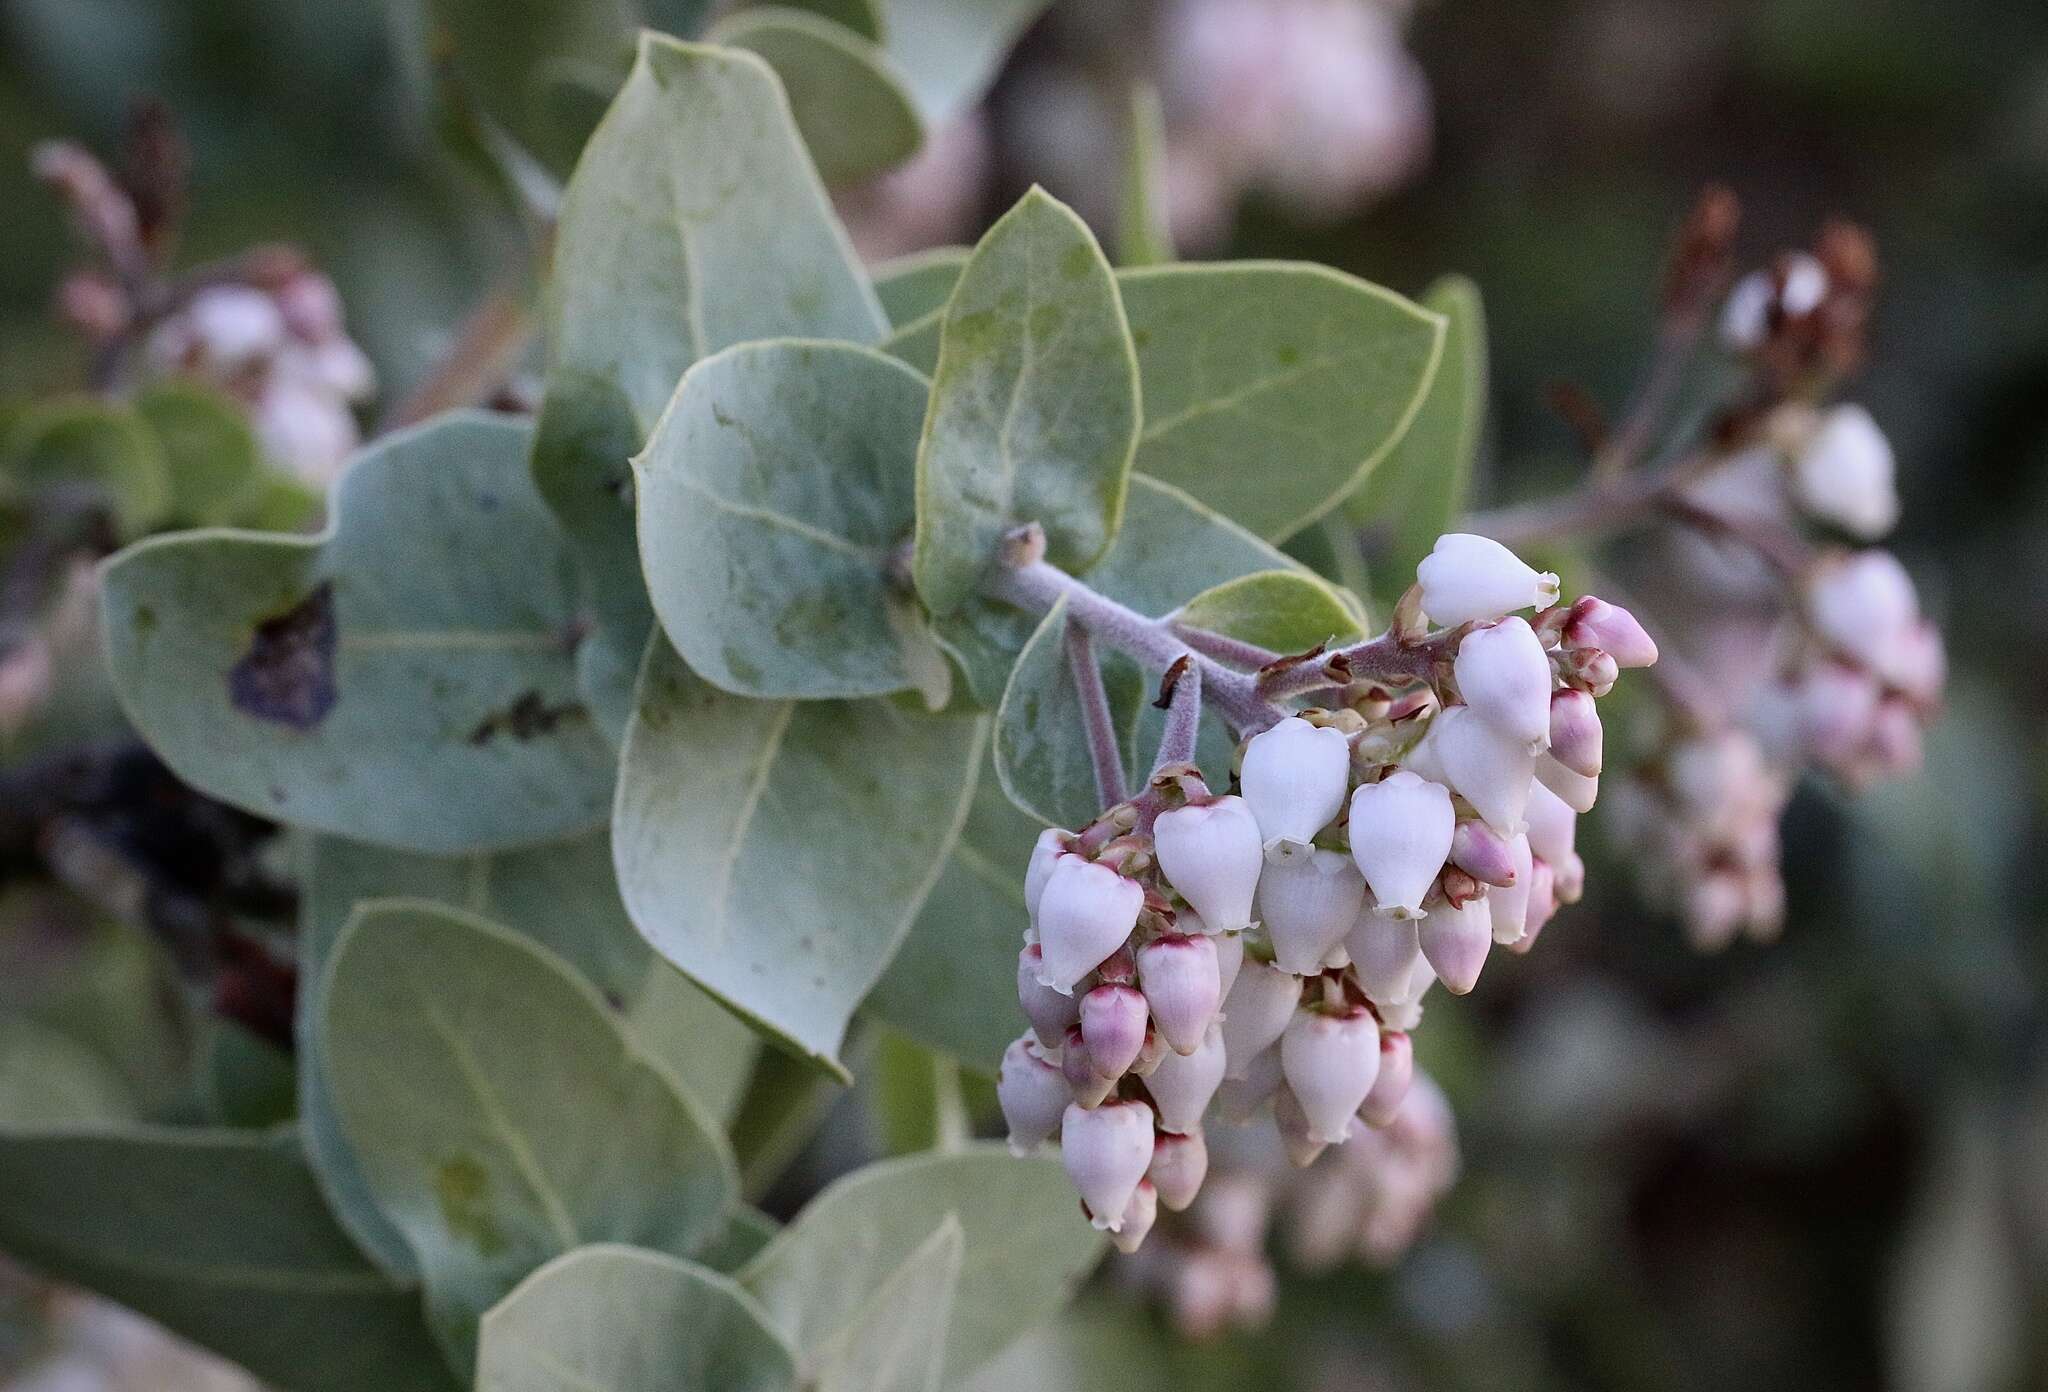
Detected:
left=1280, top=1006, right=1381, bottom=1145
left=1347, top=771, right=1455, bottom=917
left=1062, top=1098, right=1157, bottom=1231
left=1240, top=717, right=1352, bottom=862
left=1153, top=796, right=1264, bottom=930
left=1255, top=847, right=1366, bottom=973
left=1454, top=617, right=1554, bottom=752
left=1034, top=854, right=1143, bottom=995
left=1416, top=533, right=1561, bottom=627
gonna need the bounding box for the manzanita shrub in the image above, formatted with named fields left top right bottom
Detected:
left=0, top=2, right=1946, bottom=1388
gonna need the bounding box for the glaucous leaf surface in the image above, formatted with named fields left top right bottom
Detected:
left=297, top=829, right=760, bottom=1279
left=810, top=1217, right=961, bottom=1392
left=870, top=0, right=1050, bottom=125
left=873, top=248, right=970, bottom=327
left=709, top=8, right=923, bottom=185
left=318, top=902, right=737, bottom=1377
left=764, top=0, right=883, bottom=38
left=1170, top=569, right=1367, bottom=656
left=739, top=1147, right=1101, bottom=1382
left=534, top=34, right=885, bottom=731
left=133, top=380, right=319, bottom=531
left=476, top=1245, right=797, bottom=1392
left=863, top=750, right=1041, bottom=1067
left=201, top=1022, right=297, bottom=1129
left=612, top=638, right=984, bottom=1076
left=2, top=396, right=168, bottom=536
left=912, top=188, right=1139, bottom=615
left=0, top=1124, right=454, bottom=1392
left=1343, top=275, right=1488, bottom=595
left=423, top=0, right=637, bottom=175
left=635, top=340, right=931, bottom=699
left=1118, top=262, right=1446, bottom=541
left=100, top=412, right=614, bottom=855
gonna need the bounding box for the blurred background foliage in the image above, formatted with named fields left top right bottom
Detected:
left=2, top=0, right=2045, bottom=1389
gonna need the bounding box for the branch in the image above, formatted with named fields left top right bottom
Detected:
left=1151, top=657, right=1202, bottom=773
left=1065, top=623, right=1129, bottom=807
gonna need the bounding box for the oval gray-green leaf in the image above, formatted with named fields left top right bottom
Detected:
left=710, top=8, right=924, bottom=185
left=811, top=1217, right=961, bottom=1392
left=1171, top=570, right=1366, bottom=656
left=871, top=0, right=1049, bottom=125
left=636, top=340, right=930, bottom=700
left=2, top=396, right=169, bottom=536
left=0, top=1124, right=453, bottom=1392
left=739, top=1146, right=1100, bottom=1381
left=319, top=901, right=738, bottom=1378
left=297, top=829, right=761, bottom=1280
left=912, top=187, right=1140, bottom=615
left=425, top=0, right=636, bottom=175
left=477, top=1245, right=797, bottom=1392
left=1119, top=261, right=1446, bottom=541
left=874, top=248, right=969, bottom=327
left=612, top=638, right=985, bottom=1076
left=101, top=412, right=615, bottom=855
left=1342, top=275, right=1488, bottom=596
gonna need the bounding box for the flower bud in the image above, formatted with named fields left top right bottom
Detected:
left=1018, top=945, right=1081, bottom=1047
left=1281, top=1006, right=1381, bottom=1145
left=1129, top=1026, right=1166, bottom=1078
left=1146, top=1023, right=1226, bottom=1133
left=998, top=1035, right=1070, bottom=1155
left=1792, top=404, right=1898, bottom=540
left=1256, top=848, right=1366, bottom=973
left=1035, top=854, right=1143, bottom=995
left=1546, top=852, right=1579, bottom=908
left=1535, top=752, right=1598, bottom=814
left=186, top=285, right=287, bottom=368
left=1684, top=871, right=1746, bottom=953
left=1153, top=796, right=1263, bottom=931
left=1524, top=778, right=1578, bottom=867
left=1108, top=1179, right=1160, bottom=1254
left=1348, top=770, right=1456, bottom=916
left=1803, top=549, right=1918, bottom=662
left=1416, top=533, right=1561, bottom=627
left=1448, top=816, right=1517, bottom=888
left=1455, top=617, right=1553, bottom=752
left=1218, top=956, right=1300, bottom=1077
left=1882, top=619, right=1946, bottom=708
left=1347, top=913, right=1423, bottom=1007
left=1148, top=1128, right=1209, bottom=1212
left=1418, top=895, right=1491, bottom=994
left=1273, top=1085, right=1329, bottom=1168
left=1080, top=983, right=1150, bottom=1079
left=1062, top=1098, right=1157, bottom=1231
left=1547, top=689, right=1603, bottom=778
left=1138, top=933, right=1222, bottom=1055
left=1060, top=1024, right=1114, bottom=1107
left=1423, top=705, right=1536, bottom=833
left=1563, top=597, right=1658, bottom=669
left=1719, top=269, right=1773, bottom=350
left=1790, top=659, right=1880, bottom=766
left=1212, top=927, right=1245, bottom=999
left=1487, top=833, right=1536, bottom=945
left=1561, top=647, right=1619, bottom=697
left=1240, top=717, right=1351, bottom=862
left=1023, top=827, right=1071, bottom=928
left=1359, top=1030, right=1414, bottom=1127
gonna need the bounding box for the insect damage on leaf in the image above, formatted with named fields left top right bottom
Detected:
left=227, top=581, right=338, bottom=730
left=467, top=690, right=591, bottom=745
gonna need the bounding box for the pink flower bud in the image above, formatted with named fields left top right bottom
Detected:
left=186, top=285, right=287, bottom=368
left=998, top=1035, right=1070, bottom=1155
left=1035, top=854, right=1143, bottom=995
left=1255, top=847, right=1365, bottom=974
left=1524, top=778, right=1577, bottom=866
left=1153, top=795, right=1263, bottom=931
left=1347, top=912, right=1423, bottom=1007
left=1422, top=705, right=1536, bottom=833
left=1080, top=983, right=1149, bottom=1079
left=1565, top=596, right=1659, bottom=669
left=1018, top=945, right=1081, bottom=1047
left=1882, top=619, right=1946, bottom=708
left=1448, top=816, right=1517, bottom=888
left=1148, top=1129, right=1210, bottom=1212
left=1803, top=549, right=1918, bottom=662
left=1684, top=871, right=1747, bottom=952
left=1562, top=646, right=1620, bottom=697
left=1547, top=689, right=1603, bottom=778
left=1360, top=1030, right=1414, bottom=1126
left=1218, top=957, right=1302, bottom=1077
left=1790, top=660, right=1880, bottom=766
left=1146, top=1023, right=1226, bottom=1133
left=1488, top=833, right=1536, bottom=945
left=1108, top=1179, right=1159, bottom=1254
left=1273, top=1085, right=1330, bottom=1168
left=1212, top=927, right=1245, bottom=999
left=1418, top=894, right=1491, bottom=994
left=1793, top=404, right=1898, bottom=540
left=1062, top=1098, right=1156, bottom=1231
left=1023, top=826, right=1071, bottom=928
left=1348, top=770, right=1457, bottom=917
left=1455, top=617, right=1553, bottom=752
left=1138, top=933, right=1222, bottom=1055
left=1545, top=852, right=1579, bottom=908
left=1240, top=717, right=1351, bottom=862
left=1061, top=1024, right=1114, bottom=1107
left=1535, top=751, right=1598, bottom=814
left=1416, top=533, right=1561, bottom=627
left=1867, top=696, right=1924, bottom=778
left=1129, top=1026, right=1166, bottom=1077
left=1281, top=1006, right=1381, bottom=1145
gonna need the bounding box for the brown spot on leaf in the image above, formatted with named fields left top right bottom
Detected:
left=228, top=582, right=337, bottom=730
left=467, top=690, right=589, bottom=745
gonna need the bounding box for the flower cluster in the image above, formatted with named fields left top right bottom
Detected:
left=998, top=534, right=1655, bottom=1249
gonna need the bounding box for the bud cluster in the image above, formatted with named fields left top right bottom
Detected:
left=998, top=534, right=1654, bottom=1250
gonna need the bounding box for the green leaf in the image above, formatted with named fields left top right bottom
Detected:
left=2, top=397, right=168, bottom=536
left=477, top=1245, right=797, bottom=1392
left=912, top=188, right=1140, bottom=615
left=1171, top=570, right=1366, bottom=656
left=201, top=1021, right=297, bottom=1128
left=811, top=1217, right=962, bottom=1392
left=0, top=1015, right=135, bottom=1125
left=133, top=381, right=261, bottom=525
left=874, top=248, right=970, bottom=327
left=534, top=34, right=886, bottom=733
left=759, top=0, right=883, bottom=39
left=870, top=0, right=1050, bottom=126
left=319, top=901, right=737, bottom=1377
left=101, top=412, right=615, bottom=855
left=612, top=638, right=985, bottom=1076
left=1115, top=83, right=1174, bottom=268
left=297, top=829, right=761, bottom=1279
left=863, top=748, right=1040, bottom=1068
left=1343, top=275, right=1488, bottom=593
left=0, top=1124, right=454, bottom=1392
left=635, top=340, right=931, bottom=700
left=1119, top=262, right=1447, bottom=540
left=424, top=0, right=637, bottom=174
left=864, top=1029, right=968, bottom=1154
left=695, top=1207, right=784, bottom=1273
left=711, top=8, right=924, bottom=185
left=738, top=1146, right=1101, bottom=1381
